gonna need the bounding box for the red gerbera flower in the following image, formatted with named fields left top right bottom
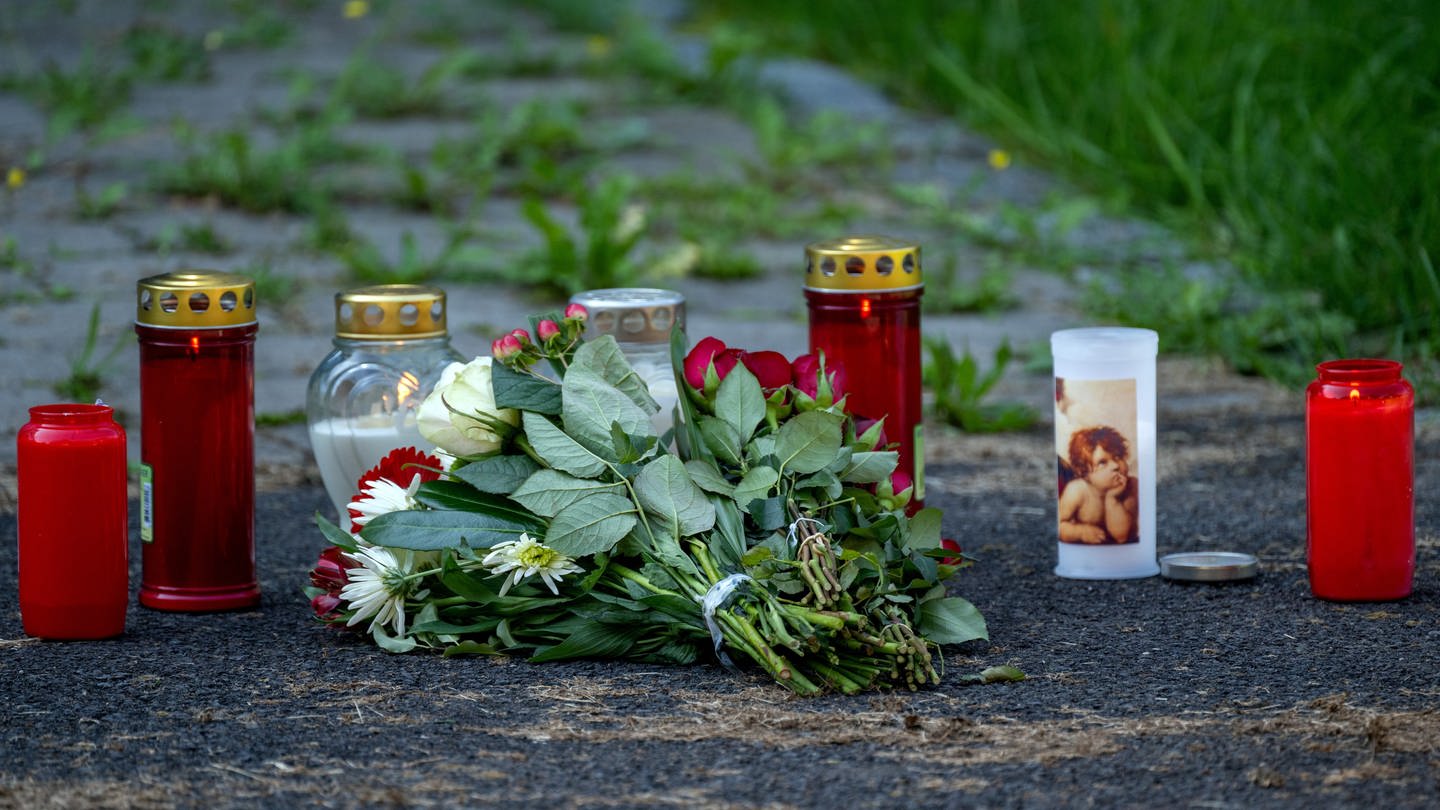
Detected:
left=347, top=447, right=443, bottom=532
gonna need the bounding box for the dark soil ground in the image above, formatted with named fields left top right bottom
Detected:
left=3, top=360, right=1438, bottom=809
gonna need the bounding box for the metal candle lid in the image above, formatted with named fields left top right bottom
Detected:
left=136, top=271, right=256, bottom=328
left=1159, top=552, right=1259, bottom=582
left=803, top=235, right=922, bottom=293
left=569, top=288, right=685, bottom=344
left=335, top=284, right=448, bottom=340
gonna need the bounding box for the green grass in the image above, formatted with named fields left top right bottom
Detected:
left=708, top=0, right=1440, bottom=382
left=123, top=24, right=212, bottom=82
left=0, top=55, right=133, bottom=138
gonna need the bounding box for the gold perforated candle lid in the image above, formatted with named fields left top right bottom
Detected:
left=136, top=271, right=257, bottom=328
left=335, top=284, right=449, bottom=339
left=804, top=235, right=923, bottom=292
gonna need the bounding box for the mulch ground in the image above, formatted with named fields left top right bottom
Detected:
left=3, top=365, right=1438, bottom=808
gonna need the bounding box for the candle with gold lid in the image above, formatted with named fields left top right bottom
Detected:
left=568, top=288, right=686, bottom=439
left=307, top=284, right=464, bottom=523
left=136, top=270, right=260, bottom=611
left=804, top=236, right=925, bottom=507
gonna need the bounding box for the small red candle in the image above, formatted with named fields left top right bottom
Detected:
left=1306, top=359, right=1414, bottom=601
left=804, top=236, right=925, bottom=507
left=135, top=271, right=260, bottom=611
left=17, top=403, right=128, bottom=639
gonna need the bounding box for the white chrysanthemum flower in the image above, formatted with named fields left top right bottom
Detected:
left=349, top=474, right=423, bottom=528
left=340, top=546, right=419, bottom=636
left=482, top=533, right=583, bottom=596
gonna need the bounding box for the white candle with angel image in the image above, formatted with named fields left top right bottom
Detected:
left=1051, top=327, right=1159, bottom=579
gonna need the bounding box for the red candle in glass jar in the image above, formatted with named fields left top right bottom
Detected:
left=135, top=271, right=260, bottom=611
left=1306, top=358, right=1414, bottom=601
left=804, top=236, right=925, bottom=506
left=17, top=403, right=128, bottom=639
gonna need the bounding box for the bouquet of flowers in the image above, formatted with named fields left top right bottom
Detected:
left=307, top=305, right=988, bottom=695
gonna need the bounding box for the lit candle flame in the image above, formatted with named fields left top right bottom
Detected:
left=1349, top=387, right=1360, bottom=402
left=397, top=372, right=420, bottom=407
left=859, top=297, right=871, bottom=318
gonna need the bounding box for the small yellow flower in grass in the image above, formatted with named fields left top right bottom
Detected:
left=343, top=0, right=369, bottom=19
left=586, top=35, right=613, bottom=59
left=482, top=533, right=583, bottom=596
left=6, top=167, right=25, bottom=190
left=987, top=149, right=1012, bottom=171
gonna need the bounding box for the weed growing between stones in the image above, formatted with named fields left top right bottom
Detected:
left=923, top=339, right=1037, bottom=434
left=54, top=303, right=129, bottom=404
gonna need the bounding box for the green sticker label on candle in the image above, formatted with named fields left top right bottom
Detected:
left=912, top=424, right=925, bottom=501
left=1054, top=377, right=1139, bottom=545
left=140, top=463, right=154, bottom=543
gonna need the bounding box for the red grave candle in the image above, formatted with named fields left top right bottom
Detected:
left=16, top=403, right=129, bottom=639
left=804, top=236, right=925, bottom=506
left=1305, top=359, right=1414, bottom=601
left=135, top=271, right=260, bottom=611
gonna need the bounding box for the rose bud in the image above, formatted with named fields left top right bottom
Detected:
left=940, top=538, right=964, bottom=567
left=509, top=328, right=532, bottom=345
left=683, top=336, right=732, bottom=390
left=563, top=303, right=588, bottom=322
left=537, top=318, right=561, bottom=343
left=493, top=334, right=523, bottom=361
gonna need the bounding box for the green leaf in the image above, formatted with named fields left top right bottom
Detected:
left=741, top=545, right=774, bottom=566
left=449, top=454, right=541, bottom=494
left=634, top=455, right=715, bottom=538
left=748, top=496, right=787, bottom=531
left=698, top=415, right=742, bottom=464
left=361, top=508, right=543, bottom=550
left=708, top=496, right=747, bottom=571
left=793, top=469, right=842, bottom=500
left=492, top=361, right=562, bottom=414
left=916, top=597, right=988, bottom=645
left=512, top=469, right=625, bottom=518
left=414, top=480, right=533, bottom=520
left=562, top=368, right=653, bottom=457
left=774, top=410, right=845, bottom=474
left=316, top=513, right=358, bottom=550
left=529, top=621, right=644, bottom=663
left=715, top=362, right=766, bottom=444
left=443, top=640, right=504, bottom=658
left=731, top=465, right=778, bottom=511
left=684, top=460, right=735, bottom=496
left=841, top=450, right=898, bottom=484
left=906, top=507, right=943, bottom=552
left=371, top=624, right=417, bottom=653
left=543, top=493, right=637, bottom=557
left=571, top=335, right=659, bottom=413
left=523, top=411, right=607, bottom=478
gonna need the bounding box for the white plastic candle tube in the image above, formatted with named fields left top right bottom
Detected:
left=1051, top=327, right=1159, bottom=579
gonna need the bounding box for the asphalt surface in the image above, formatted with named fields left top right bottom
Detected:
left=3, top=386, right=1438, bottom=809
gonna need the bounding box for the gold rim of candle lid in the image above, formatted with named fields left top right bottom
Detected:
left=335, top=284, right=449, bottom=339
left=803, top=235, right=923, bottom=292
left=569, top=288, right=686, bottom=344
left=136, top=271, right=257, bottom=328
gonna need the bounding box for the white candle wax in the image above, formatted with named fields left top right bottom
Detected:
left=309, top=416, right=424, bottom=524
left=630, top=358, right=678, bottom=443
left=1051, top=328, right=1159, bottom=579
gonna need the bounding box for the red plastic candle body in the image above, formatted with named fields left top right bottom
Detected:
left=1306, top=359, right=1414, bottom=601
left=804, top=237, right=925, bottom=505
left=17, top=404, right=128, bottom=639
left=135, top=272, right=259, bottom=611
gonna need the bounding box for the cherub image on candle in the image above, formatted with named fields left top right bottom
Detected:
left=1057, top=426, right=1139, bottom=544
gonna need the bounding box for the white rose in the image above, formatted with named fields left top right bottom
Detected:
left=416, top=357, right=520, bottom=457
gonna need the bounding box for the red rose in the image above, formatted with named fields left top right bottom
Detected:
left=791, top=353, right=848, bottom=407
left=740, top=350, right=792, bottom=391
left=309, top=545, right=356, bottom=621
left=940, top=538, right=964, bottom=567
left=684, top=336, right=741, bottom=390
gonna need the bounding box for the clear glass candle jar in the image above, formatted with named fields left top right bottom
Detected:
left=1306, top=358, right=1414, bottom=601
left=568, top=288, right=686, bottom=438
left=307, top=285, right=464, bottom=522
